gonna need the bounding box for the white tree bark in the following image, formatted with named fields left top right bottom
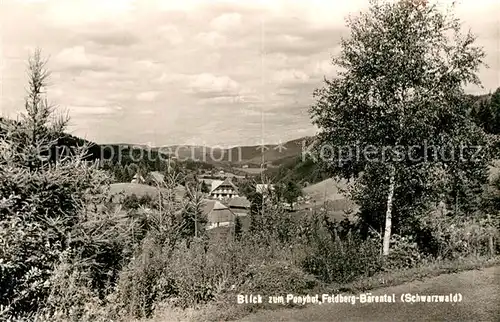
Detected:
left=383, top=165, right=396, bottom=256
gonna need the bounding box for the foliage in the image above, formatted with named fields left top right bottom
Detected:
left=234, top=216, right=242, bottom=239
left=309, top=0, right=491, bottom=254
left=300, top=213, right=383, bottom=284
left=104, top=174, right=190, bottom=319
left=122, top=193, right=154, bottom=210
left=470, top=88, right=500, bottom=135
left=416, top=202, right=499, bottom=259
left=247, top=190, right=299, bottom=244
left=282, top=180, right=303, bottom=209
left=265, top=155, right=330, bottom=186
left=180, top=182, right=206, bottom=242
left=0, top=49, right=123, bottom=318
left=201, top=181, right=210, bottom=193
left=385, top=234, right=422, bottom=269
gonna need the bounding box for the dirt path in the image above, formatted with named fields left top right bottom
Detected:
left=236, top=266, right=499, bottom=322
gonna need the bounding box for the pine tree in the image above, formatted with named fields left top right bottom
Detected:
left=234, top=216, right=242, bottom=239
left=476, top=99, right=494, bottom=133
left=0, top=49, right=111, bottom=316
left=490, top=88, right=500, bottom=134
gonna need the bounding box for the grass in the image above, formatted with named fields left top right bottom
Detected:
left=234, top=167, right=266, bottom=175
left=302, top=178, right=348, bottom=203
left=138, top=255, right=500, bottom=322
left=321, top=255, right=500, bottom=294
left=109, top=182, right=185, bottom=202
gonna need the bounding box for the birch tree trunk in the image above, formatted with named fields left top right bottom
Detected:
left=383, top=165, right=396, bottom=256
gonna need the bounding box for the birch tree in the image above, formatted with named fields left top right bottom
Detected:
left=310, top=0, right=487, bottom=255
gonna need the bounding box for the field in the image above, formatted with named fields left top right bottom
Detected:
left=109, top=183, right=186, bottom=202
left=234, top=167, right=266, bottom=175
left=302, top=178, right=349, bottom=203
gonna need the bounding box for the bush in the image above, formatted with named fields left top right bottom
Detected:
left=301, top=233, right=383, bottom=284
left=240, top=261, right=317, bottom=295
left=298, top=213, right=383, bottom=284
left=122, top=193, right=154, bottom=210
left=0, top=50, right=140, bottom=320
left=110, top=235, right=179, bottom=319
left=417, top=203, right=499, bottom=259
left=385, top=234, right=422, bottom=269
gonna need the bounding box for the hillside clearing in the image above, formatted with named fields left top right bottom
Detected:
left=109, top=183, right=186, bottom=201
left=302, top=178, right=349, bottom=203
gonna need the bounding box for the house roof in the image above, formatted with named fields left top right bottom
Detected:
left=149, top=171, right=165, bottom=183
left=202, top=199, right=236, bottom=223
left=228, top=196, right=250, bottom=208
left=211, top=177, right=238, bottom=193
left=210, top=180, right=224, bottom=192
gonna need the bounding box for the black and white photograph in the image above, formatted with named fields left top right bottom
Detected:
left=0, top=0, right=499, bottom=321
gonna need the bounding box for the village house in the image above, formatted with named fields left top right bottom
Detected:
left=228, top=196, right=250, bottom=215
left=130, top=171, right=165, bottom=185
left=228, top=196, right=251, bottom=231
left=148, top=171, right=165, bottom=185
left=131, top=173, right=145, bottom=184
left=209, top=177, right=239, bottom=200
left=203, top=199, right=236, bottom=231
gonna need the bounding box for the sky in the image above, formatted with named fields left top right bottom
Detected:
left=0, top=0, right=499, bottom=147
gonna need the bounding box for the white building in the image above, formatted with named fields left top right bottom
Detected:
left=209, top=177, right=239, bottom=200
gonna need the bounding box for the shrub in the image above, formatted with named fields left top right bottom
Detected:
left=301, top=233, right=383, bottom=284
left=0, top=50, right=140, bottom=320
left=385, top=234, right=422, bottom=269
left=110, top=235, right=179, bottom=319
left=417, top=203, right=499, bottom=259
left=240, top=261, right=317, bottom=295
left=299, top=213, right=383, bottom=284
left=122, top=193, right=154, bottom=210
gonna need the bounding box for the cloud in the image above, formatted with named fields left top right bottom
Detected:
left=2, top=0, right=498, bottom=146
left=138, top=109, right=155, bottom=115
left=185, top=73, right=242, bottom=98
left=136, top=91, right=161, bottom=102
left=158, top=25, right=184, bottom=45
left=53, top=46, right=117, bottom=72
left=53, top=46, right=91, bottom=69
left=271, top=69, right=311, bottom=87
left=197, top=96, right=244, bottom=105
left=76, top=29, right=140, bottom=47
left=107, top=92, right=132, bottom=101
left=196, top=31, right=227, bottom=47
left=42, top=0, right=135, bottom=27
left=69, top=105, right=122, bottom=115
left=210, top=12, right=242, bottom=31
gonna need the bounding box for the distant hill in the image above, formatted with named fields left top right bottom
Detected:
left=4, top=87, right=493, bottom=179
left=0, top=117, right=174, bottom=168
left=96, top=136, right=313, bottom=168
left=206, top=137, right=312, bottom=165
left=154, top=136, right=313, bottom=166
left=0, top=116, right=103, bottom=162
